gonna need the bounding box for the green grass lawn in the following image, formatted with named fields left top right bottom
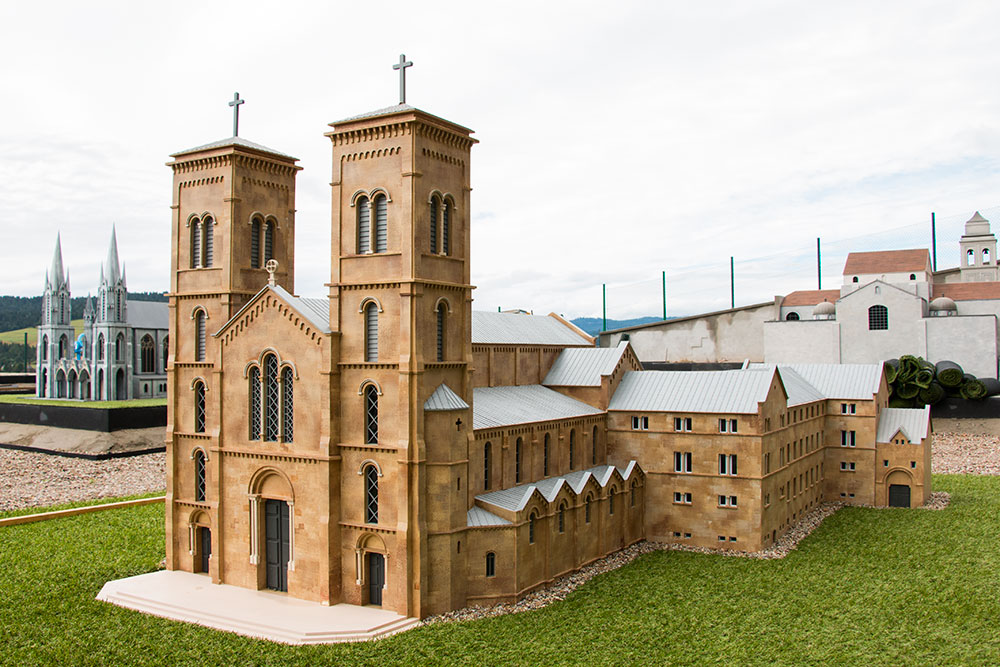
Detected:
left=0, top=491, right=165, bottom=520
left=1, top=475, right=998, bottom=665
left=0, top=319, right=84, bottom=345
left=0, top=394, right=166, bottom=409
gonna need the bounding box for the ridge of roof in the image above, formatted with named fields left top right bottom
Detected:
left=781, top=289, right=841, bottom=307
left=472, top=311, right=593, bottom=346
left=543, top=342, right=628, bottom=387
left=475, top=462, right=641, bottom=513
left=843, top=249, right=930, bottom=275
left=171, top=136, right=297, bottom=160
left=473, top=384, right=603, bottom=430
left=424, top=384, right=470, bottom=412
left=608, top=369, right=776, bottom=414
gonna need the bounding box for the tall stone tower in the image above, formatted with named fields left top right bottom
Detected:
left=326, top=104, right=476, bottom=616
left=959, top=211, right=999, bottom=282
left=92, top=227, right=131, bottom=400
left=163, top=132, right=300, bottom=574
left=36, top=234, right=74, bottom=398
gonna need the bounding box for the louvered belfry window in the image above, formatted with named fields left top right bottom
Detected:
left=263, top=221, right=274, bottom=262
left=251, top=218, right=262, bottom=268
left=194, top=450, right=206, bottom=502
left=191, top=218, right=202, bottom=268
left=194, top=381, right=206, bottom=434
left=484, top=442, right=492, bottom=490
left=515, top=437, right=522, bottom=483
left=357, top=196, right=371, bottom=253
left=365, top=465, right=379, bottom=524
left=429, top=197, right=438, bottom=254
left=374, top=195, right=387, bottom=253
left=364, top=303, right=379, bottom=362
left=264, top=354, right=279, bottom=441
left=569, top=429, right=576, bottom=470
left=248, top=366, right=261, bottom=440
left=364, top=385, right=379, bottom=445
left=442, top=201, right=451, bottom=255
left=436, top=304, right=445, bottom=362
left=543, top=434, right=550, bottom=476
left=195, top=311, right=206, bottom=362
left=203, top=217, right=214, bottom=267
left=281, top=367, right=293, bottom=443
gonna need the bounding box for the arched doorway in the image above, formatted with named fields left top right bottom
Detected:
left=55, top=370, right=66, bottom=398
left=115, top=368, right=125, bottom=400
left=248, top=468, right=294, bottom=594
left=264, top=499, right=290, bottom=592
left=358, top=533, right=387, bottom=607
left=886, top=470, right=913, bottom=508
left=96, top=369, right=104, bottom=401
left=80, top=371, right=91, bottom=400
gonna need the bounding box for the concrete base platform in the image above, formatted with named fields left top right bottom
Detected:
left=97, top=570, right=420, bottom=644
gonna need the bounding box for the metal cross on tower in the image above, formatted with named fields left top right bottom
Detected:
left=229, top=92, right=245, bottom=137
left=393, top=54, right=413, bottom=104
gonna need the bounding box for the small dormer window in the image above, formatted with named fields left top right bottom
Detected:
left=852, top=276, right=859, bottom=283
left=909, top=273, right=916, bottom=281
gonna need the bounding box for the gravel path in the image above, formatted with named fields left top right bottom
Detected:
left=0, top=449, right=165, bottom=513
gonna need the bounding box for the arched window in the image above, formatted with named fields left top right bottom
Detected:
left=852, top=276, right=859, bottom=283
left=41, top=335, right=48, bottom=361
left=58, top=334, right=68, bottom=359
left=264, top=221, right=274, bottom=263
left=442, top=200, right=451, bottom=255
left=96, top=369, right=103, bottom=400
left=194, top=450, right=206, bottom=502
left=40, top=368, right=47, bottom=397
left=191, top=218, right=202, bottom=268
left=984, top=248, right=991, bottom=264
left=67, top=370, right=76, bottom=399
left=364, top=464, right=379, bottom=524
left=263, top=354, right=279, bottom=441
left=80, top=371, right=90, bottom=400
left=282, top=367, right=293, bottom=443
left=909, top=273, right=916, bottom=281
left=140, top=335, right=155, bottom=373
left=785, top=312, right=800, bottom=321
left=194, top=381, right=206, bottom=433
left=203, top=217, right=214, bottom=267
left=364, top=384, right=379, bottom=444
left=373, top=194, right=387, bottom=253
left=543, top=433, right=550, bottom=476
left=484, top=441, right=492, bottom=490
left=569, top=429, right=576, bottom=470
left=251, top=217, right=262, bottom=268
left=162, top=335, right=169, bottom=371
left=97, top=334, right=105, bottom=361
left=868, top=305, right=888, bottom=331
left=631, top=481, right=637, bottom=507
left=429, top=196, right=439, bottom=254
left=515, top=437, right=522, bottom=484
left=585, top=495, right=592, bottom=523
left=528, top=512, right=537, bottom=544
left=609, top=487, right=616, bottom=515
left=115, top=333, right=124, bottom=362
left=558, top=503, right=566, bottom=533
left=357, top=196, right=371, bottom=253
left=364, top=302, right=379, bottom=362
left=248, top=366, right=261, bottom=440
left=55, top=370, right=66, bottom=398
left=485, top=552, right=496, bottom=577
left=195, top=310, right=206, bottom=362
left=968, top=248, right=975, bottom=266
left=592, top=425, right=598, bottom=465
left=436, top=303, right=446, bottom=362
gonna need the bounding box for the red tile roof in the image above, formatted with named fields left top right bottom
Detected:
left=781, top=289, right=841, bottom=307
left=933, top=282, right=1000, bottom=301
left=842, top=249, right=930, bottom=275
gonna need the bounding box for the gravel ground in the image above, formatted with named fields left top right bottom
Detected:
left=931, top=431, right=1000, bottom=475
left=0, top=449, right=165, bottom=513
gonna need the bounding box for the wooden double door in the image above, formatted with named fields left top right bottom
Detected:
left=368, top=552, right=385, bottom=606
left=265, top=499, right=290, bottom=592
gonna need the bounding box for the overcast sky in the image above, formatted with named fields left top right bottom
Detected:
left=3, top=0, right=1000, bottom=319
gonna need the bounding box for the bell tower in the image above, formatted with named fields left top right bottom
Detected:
left=163, top=95, right=300, bottom=574
left=326, top=99, right=477, bottom=616
left=959, top=211, right=999, bottom=282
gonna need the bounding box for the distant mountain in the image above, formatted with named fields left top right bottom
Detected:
left=571, top=316, right=667, bottom=336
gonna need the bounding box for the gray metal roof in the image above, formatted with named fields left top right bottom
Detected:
left=424, top=384, right=469, bottom=412
left=271, top=286, right=331, bottom=334
left=608, top=370, right=776, bottom=414
left=467, top=506, right=512, bottom=527
left=747, top=363, right=883, bottom=400
left=746, top=366, right=825, bottom=406
left=171, top=136, right=296, bottom=160
left=475, top=462, right=641, bottom=513
left=543, top=342, right=628, bottom=387
left=473, top=385, right=603, bottom=430
left=333, top=104, right=416, bottom=124
left=876, top=406, right=931, bottom=443
left=472, top=311, right=591, bottom=346
left=126, top=300, right=168, bottom=330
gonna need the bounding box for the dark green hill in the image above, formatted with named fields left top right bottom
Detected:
left=571, top=316, right=667, bottom=336
left=0, top=292, right=167, bottom=333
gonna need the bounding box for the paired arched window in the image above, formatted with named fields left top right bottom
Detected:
left=528, top=512, right=537, bottom=544
left=436, top=303, right=447, bottom=362
left=868, top=305, right=888, bottom=331
left=190, top=216, right=214, bottom=268
left=785, top=312, right=800, bottom=321
left=569, top=429, right=576, bottom=470
left=428, top=194, right=452, bottom=255
left=195, top=310, right=206, bottom=362
left=357, top=194, right=388, bottom=254
left=515, top=437, right=523, bottom=484
left=194, top=450, right=206, bottom=502
left=364, top=384, right=379, bottom=444
left=140, top=335, right=155, bottom=373
left=97, top=334, right=105, bottom=361
left=484, top=441, right=492, bottom=490
left=247, top=354, right=293, bottom=442
left=364, top=464, right=379, bottom=524
left=251, top=217, right=262, bottom=268
left=429, top=196, right=438, bottom=253
left=364, top=302, right=379, bottom=362
left=543, top=433, right=550, bottom=476
left=41, top=335, right=48, bottom=361
left=194, top=381, right=206, bottom=433
left=485, top=552, right=496, bottom=577
left=115, top=333, right=124, bottom=362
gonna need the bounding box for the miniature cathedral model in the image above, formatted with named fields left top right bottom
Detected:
left=165, top=94, right=932, bottom=619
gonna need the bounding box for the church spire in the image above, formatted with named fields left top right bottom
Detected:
left=47, top=233, right=67, bottom=290
left=105, top=225, right=122, bottom=285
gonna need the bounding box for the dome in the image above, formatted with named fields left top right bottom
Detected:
left=929, top=296, right=957, bottom=312
left=813, top=300, right=836, bottom=315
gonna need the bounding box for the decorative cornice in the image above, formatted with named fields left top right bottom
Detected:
left=421, top=147, right=465, bottom=167
left=341, top=146, right=402, bottom=163
left=179, top=175, right=224, bottom=190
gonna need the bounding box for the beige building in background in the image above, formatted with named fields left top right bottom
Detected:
left=163, top=102, right=932, bottom=620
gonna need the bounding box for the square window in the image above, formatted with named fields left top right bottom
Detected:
left=684, top=532, right=691, bottom=539
left=718, top=536, right=726, bottom=542
left=719, top=419, right=728, bottom=433
left=730, top=419, right=738, bottom=433
left=849, top=493, right=855, bottom=498
left=729, top=536, right=737, bottom=542
left=718, top=494, right=727, bottom=506
left=674, top=417, right=682, bottom=431
left=684, top=492, right=692, bottom=504
left=840, top=492, right=846, bottom=497
left=673, top=531, right=681, bottom=537
left=883, top=460, right=889, bottom=467
left=674, top=492, right=682, bottom=503
left=730, top=495, right=738, bottom=507
left=910, top=461, right=917, bottom=469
